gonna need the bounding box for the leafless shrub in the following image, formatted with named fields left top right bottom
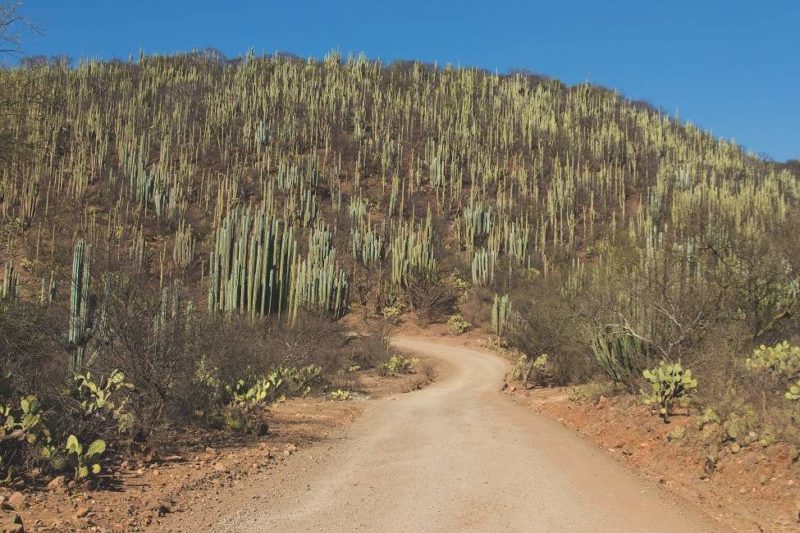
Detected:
left=405, top=274, right=458, bottom=323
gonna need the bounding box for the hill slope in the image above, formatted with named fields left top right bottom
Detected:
left=1, top=50, right=799, bottom=484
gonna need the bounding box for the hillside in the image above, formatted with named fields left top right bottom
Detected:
left=2, top=50, right=800, bottom=499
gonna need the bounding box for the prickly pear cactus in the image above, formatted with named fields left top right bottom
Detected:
left=642, top=361, right=698, bottom=422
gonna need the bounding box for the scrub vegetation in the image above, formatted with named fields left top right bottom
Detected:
left=1, top=44, right=799, bottom=486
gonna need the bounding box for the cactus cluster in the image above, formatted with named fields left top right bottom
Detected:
left=389, top=210, right=437, bottom=289
left=380, top=354, right=415, bottom=375
left=207, top=205, right=348, bottom=321
left=746, top=341, right=800, bottom=377
left=746, top=341, right=800, bottom=403
left=642, top=361, right=698, bottom=422
left=173, top=218, right=195, bottom=270
left=491, top=293, right=512, bottom=336
left=591, top=329, right=644, bottom=387
left=64, top=435, right=106, bottom=480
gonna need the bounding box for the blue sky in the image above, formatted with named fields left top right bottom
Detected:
left=16, top=0, right=800, bottom=161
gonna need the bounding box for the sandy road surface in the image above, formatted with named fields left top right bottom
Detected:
left=176, top=337, right=719, bottom=532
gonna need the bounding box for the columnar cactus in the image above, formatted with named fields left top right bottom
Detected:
left=491, top=293, right=511, bottom=336
left=389, top=210, right=437, bottom=289
left=1, top=262, right=18, bottom=300
left=173, top=219, right=195, bottom=270
left=208, top=205, right=347, bottom=320
left=69, top=240, right=93, bottom=371
left=471, top=247, right=495, bottom=286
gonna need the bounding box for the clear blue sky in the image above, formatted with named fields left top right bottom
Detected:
left=16, top=0, right=800, bottom=161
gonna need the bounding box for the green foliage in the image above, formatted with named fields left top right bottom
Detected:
left=380, top=354, right=414, bottom=375
left=491, top=294, right=511, bottom=336
left=746, top=341, right=800, bottom=377
left=786, top=380, right=800, bottom=401
left=1, top=394, right=48, bottom=451
left=591, top=329, right=645, bottom=389
left=226, top=372, right=284, bottom=410
left=69, top=240, right=93, bottom=372
left=223, top=407, right=248, bottom=432
left=512, top=353, right=549, bottom=386
left=279, top=365, right=324, bottom=397
left=641, top=361, right=698, bottom=422
left=330, top=389, right=351, bottom=401
left=381, top=305, right=403, bottom=323
left=0, top=391, right=54, bottom=481
left=746, top=341, right=800, bottom=403
left=196, top=363, right=324, bottom=433
left=568, top=381, right=614, bottom=403
left=701, top=407, right=721, bottom=425
left=64, top=434, right=105, bottom=480
left=722, top=406, right=758, bottom=441
left=449, top=272, right=469, bottom=299
left=1, top=262, right=18, bottom=300
left=447, top=313, right=471, bottom=335
left=74, top=370, right=134, bottom=432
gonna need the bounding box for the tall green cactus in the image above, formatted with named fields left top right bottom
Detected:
left=69, top=240, right=93, bottom=372
left=491, top=293, right=512, bottom=336
left=208, top=206, right=347, bottom=321
left=471, top=247, right=495, bottom=286
left=389, top=209, right=437, bottom=289
left=1, top=262, right=18, bottom=300
left=39, top=272, right=55, bottom=306
left=173, top=219, right=195, bottom=270
left=289, top=226, right=349, bottom=322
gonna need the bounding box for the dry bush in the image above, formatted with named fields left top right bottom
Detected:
left=0, top=299, right=66, bottom=401
left=405, top=274, right=458, bottom=323
left=459, top=285, right=493, bottom=328
left=507, top=274, right=594, bottom=385
left=92, top=274, right=199, bottom=436
left=343, top=329, right=390, bottom=371
left=274, top=312, right=349, bottom=371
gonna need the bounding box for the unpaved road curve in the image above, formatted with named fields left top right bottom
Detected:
left=203, top=337, right=719, bottom=532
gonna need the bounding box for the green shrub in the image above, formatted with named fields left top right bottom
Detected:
left=278, top=365, right=325, bottom=397
left=591, top=329, right=646, bottom=390
left=64, top=435, right=105, bottom=480
left=447, top=313, right=471, bottom=335
left=330, top=389, right=351, bottom=401
left=226, top=373, right=282, bottom=410
left=746, top=341, right=800, bottom=376
left=381, top=305, right=403, bottom=323
left=74, top=370, right=134, bottom=433
left=722, top=406, right=758, bottom=441
left=746, top=341, right=800, bottom=403
left=641, top=361, right=698, bottom=422
left=512, top=353, right=549, bottom=387
left=568, top=381, right=614, bottom=403
left=0, top=392, right=54, bottom=482
left=380, top=354, right=415, bottom=375
left=786, top=380, right=800, bottom=401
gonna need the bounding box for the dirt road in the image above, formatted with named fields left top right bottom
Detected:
left=175, top=337, right=719, bottom=532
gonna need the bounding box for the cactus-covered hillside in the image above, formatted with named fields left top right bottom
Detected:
left=2, top=50, right=800, bottom=482
left=1, top=51, right=793, bottom=311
